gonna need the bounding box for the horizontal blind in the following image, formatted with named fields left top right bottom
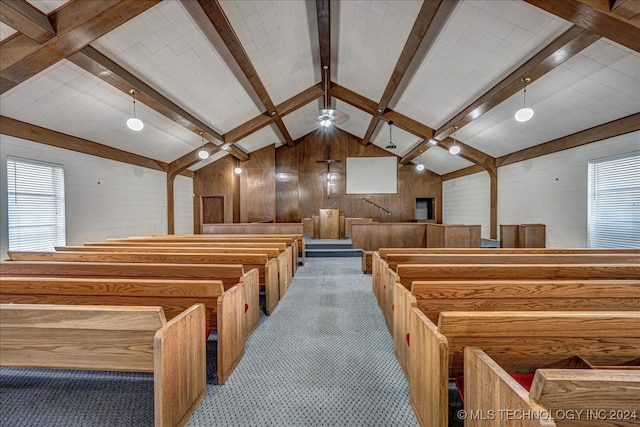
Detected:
left=7, top=156, right=66, bottom=251
left=588, top=151, right=640, bottom=248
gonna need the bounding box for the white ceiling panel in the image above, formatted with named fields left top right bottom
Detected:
left=333, top=99, right=372, bottom=139
left=457, top=38, right=640, bottom=157
left=413, top=145, right=474, bottom=176
left=189, top=150, right=229, bottom=172
left=282, top=102, right=325, bottom=141
left=234, top=124, right=281, bottom=153
left=219, top=0, right=319, bottom=105
left=0, top=22, right=17, bottom=42
left=370, top=120, right=421, bottom=156
left=335, top=0, right=423, bottom=102
left=92, top=1, right=261, bottom=134
left=391, top=0, right=572, bottom=130
left=28, top=0, right=70, bottom=14
left=0, top=60, right=204, bottom=163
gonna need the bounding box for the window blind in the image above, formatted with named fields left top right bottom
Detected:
left=588, top=151, right=640, bottom=248
left=7, top=156, right=66, bottom=251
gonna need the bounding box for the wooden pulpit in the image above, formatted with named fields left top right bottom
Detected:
left=314, top=208, right=340, bottom=239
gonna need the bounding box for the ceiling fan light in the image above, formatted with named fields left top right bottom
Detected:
left=198, top=149, right=209, bottom=160
left=449, top=145, right=461, bottom=155
left=127, top=117, right=144, bottom=131
left=320, top=118, right=332, bottom=128
left=514, top=107, right=534, bottom=122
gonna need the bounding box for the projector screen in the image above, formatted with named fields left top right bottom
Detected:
left=346, top=157, right=397, bottom=194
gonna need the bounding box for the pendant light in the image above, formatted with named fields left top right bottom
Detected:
left=197, top=132, right=209, bottom=160
left=514, top=77, right=534, bottom=123
left=449, top=126, right=461, bottom=155
left=126, top=89, right=144, bottom=131
left=234, top=158, right=243, bottom=175
left=385, top=121, right=397, bottom=150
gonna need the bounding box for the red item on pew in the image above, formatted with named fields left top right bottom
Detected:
left=455, top=372, right=535, bottom=401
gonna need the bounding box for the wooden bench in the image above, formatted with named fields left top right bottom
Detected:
left=409, top=310, right=640, bottom=427
left=382, top=259, right=640, bottom=333
left=0, top=261, right=260, bottom=337
left=372, top=248, right=640, bottom=308
left=465, top=347, right=640, bottom=427
left=0, top=303, right=206, bottom=426
left=81, top=241, right=292, bottom=298
left=393, top=279, right=640, bottom=379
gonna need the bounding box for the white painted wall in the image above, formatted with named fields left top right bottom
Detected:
left=1, top=135, right=194, bottom=258
left=498, top=132, right=639, bottom=247
left=442, top=132, right=639, bottom=247
left=442, top=170, right=491, bottom=239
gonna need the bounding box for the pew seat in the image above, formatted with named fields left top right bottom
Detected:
left=0, top=303, right=206, bottom=427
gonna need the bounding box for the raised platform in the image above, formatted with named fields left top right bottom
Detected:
left=305, top=235, right=362, bottom=258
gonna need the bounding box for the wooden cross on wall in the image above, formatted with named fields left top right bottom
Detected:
left=316, top=147, right=341, bottom=198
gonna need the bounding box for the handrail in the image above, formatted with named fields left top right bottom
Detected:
left=362, top=198, right=392, bottom=216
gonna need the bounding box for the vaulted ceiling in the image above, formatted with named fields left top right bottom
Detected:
left=1, top=0, right=639, bottom=179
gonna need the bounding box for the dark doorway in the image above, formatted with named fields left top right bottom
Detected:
left=415, top=197, right=435, bottom=221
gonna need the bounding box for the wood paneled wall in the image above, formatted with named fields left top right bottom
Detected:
left=194, top=128, right=442, bottom=227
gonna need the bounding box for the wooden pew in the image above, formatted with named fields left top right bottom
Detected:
left=465, top=347, right=640, bottom=427
left=393, top=279, right=640, bottom=378
left=0, top=261, right=260, bottom=337
left=409, top=310, right=640, bottom=427
left=382, top=259, right=640, bottom=333
left=0, top=303, right=206, bottom=426
left=0, top=276, right=244, bottom=385
left=81, top=241, right=292, bottom=298
left=56, top=245, right=283, bottom=314
left=372, top=248, right=640, bottom=307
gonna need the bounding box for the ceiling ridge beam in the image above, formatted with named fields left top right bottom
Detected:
left=195, top=0, right=293, bottom=147
left=0, top=0, right=55, bottom=44
left=0, top=115, right=191, bottom=175
left=0, top=0, right=161, bottom=95
left=316, top=0, right=330, bottom=112
left=524, top=0, right=640, bottom=52
left=434, top=25, right=600, bottom=141
left=497, top=112, right=640, bottom=168
left=331, top=84, right=495, bottom=170
left=361, top=0, right=455, bottom=147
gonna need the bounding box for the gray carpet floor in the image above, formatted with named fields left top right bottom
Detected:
left=187, top=257, right=419, bottom=426
left=0, top=257, right=419, bottom=426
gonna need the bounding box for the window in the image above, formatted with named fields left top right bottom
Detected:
left=7, top=156, right=66, bottom=251
left=588, top=151, right=639, bottom=248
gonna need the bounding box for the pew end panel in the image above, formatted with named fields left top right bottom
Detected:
left=409, top=307, right=449, bottom=427
left=216, top=282, right=246, bottom=385
left=464, top=347, right=557, bottom=427
left=240, top=268, right=260, bottom=337
left=393, top=282, right=416, bottom=377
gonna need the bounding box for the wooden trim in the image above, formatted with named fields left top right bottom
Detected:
left=0, top=0, right=161, bottom=94
left=0, top=115, right=169, bottom=172
left=434, top=26, right=600, bottom=141
left=525, top=0, right=640, bottom=53
left=441, top=165, right=485, bottom=181
left=400, top=140, right=434, bottom=165
left=496, top=113, right=640, bottom=167
left=275, top=121, right=294, bottom=147
left=0, top=0, right=55, bottom=44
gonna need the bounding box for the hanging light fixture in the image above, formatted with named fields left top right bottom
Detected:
left=197, top=132, right=209, bottom=160
left=514, top=77, right=534, bottom=123
left=449, top=126, right=461, bottom=155
left=312, top=66, right=348, bottom=129
left=126, top=89, right=144, bottom=131
left=385, top=121, right=397, bottom=150
left=234, top=158, right=243, bottom=175
left=416, top=164, right=425, bottom=171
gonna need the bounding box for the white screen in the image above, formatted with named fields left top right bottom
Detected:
left=346, top=157, right=397, bottom=194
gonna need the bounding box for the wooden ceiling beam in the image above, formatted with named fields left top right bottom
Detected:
left=330, top=84, right=495, bottom=170
left=525, top=0, right=640, bottom=52
left=69, top=46, right=225, bottom=144
left=195, top=0, right=293, bottom=147
left=610, top=0, right=640, bottom=19
left=442, top=165, right=486, bottom=181
left=0, top=0, right=55, bottom=44
left=362, top=0, right=454, bottom=146
left=0, top=0, right=160, bottom=94
left=497, top=113, right=640, bottom=167
left=316, top=0, right=331, bottom=111
left=224, top=83, right=323, bottom=145
left=434, top=25, right=600, bottom=141
left=0, top=115, right=197, bottom=176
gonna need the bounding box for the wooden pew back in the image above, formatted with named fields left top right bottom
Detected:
left=0, top=303, right=206, bottom=426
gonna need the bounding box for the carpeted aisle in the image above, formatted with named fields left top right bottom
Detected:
left=187, top=257, right=419, bottom=426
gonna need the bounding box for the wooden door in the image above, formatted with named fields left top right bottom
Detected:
left=202, top=196, right=225, bottom=224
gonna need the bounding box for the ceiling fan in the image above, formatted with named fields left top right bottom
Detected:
left=312, top=66, right=348, bottom=129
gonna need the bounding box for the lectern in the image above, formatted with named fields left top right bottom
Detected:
left=314, top=208, right=340, bottom=239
